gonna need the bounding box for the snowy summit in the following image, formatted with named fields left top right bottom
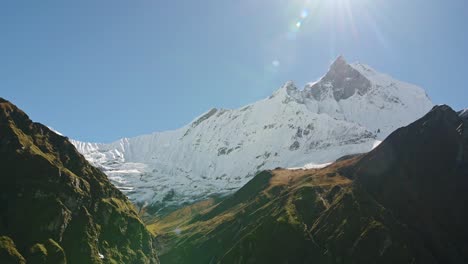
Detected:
left=72, top=57, right=433, bottom=208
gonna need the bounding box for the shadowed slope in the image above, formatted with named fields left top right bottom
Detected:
left=155, top=105, right=468, bottom=264
left=0, top=98, right=159, bottom=264
left=352, top=105, right=468, bottom=263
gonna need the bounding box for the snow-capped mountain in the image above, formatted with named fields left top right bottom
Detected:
left=72, top=57, right=433, bottom=208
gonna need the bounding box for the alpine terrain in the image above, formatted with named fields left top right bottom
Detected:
left=152, top=105, right=468, bottom=264
left=0, top=98, right=159, bottom=264
left=72, top=57, right=433, bottom=211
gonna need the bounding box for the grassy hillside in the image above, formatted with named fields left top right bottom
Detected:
left=0, top=98, right=159, bottom=264
left=151, top=105, right=468, bottom=264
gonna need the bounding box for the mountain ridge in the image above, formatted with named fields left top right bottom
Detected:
left=71, top=57, right=433, bottom=212
left=154, top=104, right=468, bottom=264
left=0, top=98, right=159, bottom=264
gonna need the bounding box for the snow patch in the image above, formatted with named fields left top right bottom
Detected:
left=48, top=127, right=63, bottom=136
left=372, top=140, right=383, bottom=150
left=460, top=109, right=468, bottom=119
left=288, top=162, right=333, bottom=170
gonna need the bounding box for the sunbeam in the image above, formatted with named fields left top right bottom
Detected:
left=268, top=0, right=387, bottom=71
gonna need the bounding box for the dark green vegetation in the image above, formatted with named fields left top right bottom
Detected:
left=0, top=98, right=159, bottom=264
left=151, top=105, right=468, bottom=264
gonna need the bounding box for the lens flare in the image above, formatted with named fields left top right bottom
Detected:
left=268, top=0, right=387, bottom=73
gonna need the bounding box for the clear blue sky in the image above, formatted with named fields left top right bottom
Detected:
left=1, top=0, right=467, bottom=142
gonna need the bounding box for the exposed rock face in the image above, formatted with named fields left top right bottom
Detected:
left=72, top=57, right=433, bottom=211
left=154, top=104, right=468, bottom=264
left=306, top=56, right=372, bottom=101
left=0, top=98, right=159, bottom=264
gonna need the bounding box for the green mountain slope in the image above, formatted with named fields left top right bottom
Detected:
left=0, top=98, right=159, bottom=264
left=153, top=105, right=468, bottom=264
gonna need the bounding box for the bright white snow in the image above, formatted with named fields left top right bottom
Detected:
left=72, top=57, right=433, bottom=208
left=460, top=109, right=468, bottom=118
left=372, top=140, right=383, bottom=149
left=288, top=162, right=333, bottom=170
left=48, top=127, right=63, bottom=136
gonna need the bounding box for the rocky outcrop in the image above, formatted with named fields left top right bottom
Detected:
left=305, top=56, right=372, bottom=101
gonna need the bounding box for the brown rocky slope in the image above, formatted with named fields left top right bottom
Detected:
left=0, top=98, right=159, bottom=264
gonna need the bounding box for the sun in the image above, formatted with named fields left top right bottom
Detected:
left=288, top=0, right=376, bottom=38
left=268, top=0, right=383, bottom=72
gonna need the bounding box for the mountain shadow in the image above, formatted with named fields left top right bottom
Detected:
left=153, top=105, right=468, bottom=264
left=0, top=98, right=159, bottom=264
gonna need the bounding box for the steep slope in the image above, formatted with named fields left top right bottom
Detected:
left=351, top=105, right=468, bottom=263
left=72, top=57, right=433, bottom=210
left=154, top=105, right=468, bottom=264
left=0, top=98, right=159, bottom=264
left=459, top=108, right=468, bottom=119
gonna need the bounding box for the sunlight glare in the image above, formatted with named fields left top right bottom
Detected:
left=272, top=60, right=280, bottom=67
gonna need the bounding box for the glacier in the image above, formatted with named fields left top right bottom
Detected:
left=72, top=56, right=433, bottom=209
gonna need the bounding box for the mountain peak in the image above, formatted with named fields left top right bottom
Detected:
left=271, top=80, right=298, bottom=99
left=283, top=80, right=298, bottom=92
left=330, top=55, right=347, bottom=68
left=157, top=101, right=468, bottom=264
left=0, top=98, right=160, bottom=263
left=0, top=97, right=31, bottom=129
left=426, top=105, right=463, bottom=124
left=431, top=104, right=456, bottom=113
left=0, top=97, right=16, bottom=111
left=72, top=58, right=433, bottom=211
left=305, top=56, right=371, bottom=101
